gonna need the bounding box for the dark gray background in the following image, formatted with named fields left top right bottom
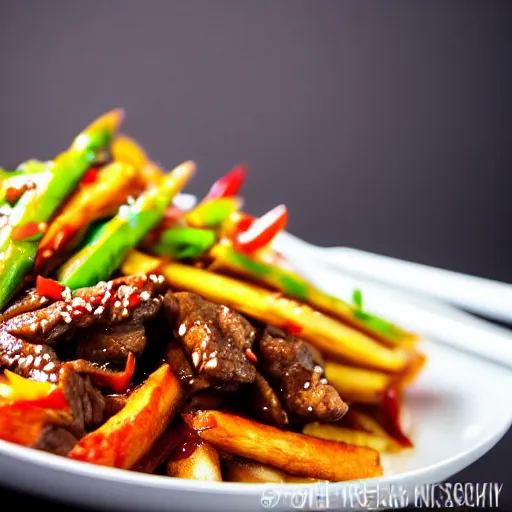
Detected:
left=0, top=1, right=511, bottom=510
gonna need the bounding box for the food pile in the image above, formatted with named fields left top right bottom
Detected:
left=0, top=110, right=425, bottom=483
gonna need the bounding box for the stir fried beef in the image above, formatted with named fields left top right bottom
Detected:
left=3, top=274, right=165, bottom=345
left=4, top=301, right=74, bottom=345
left=34, top=426, right=79, bottom=456
left=0, top=273, right=350, bottom=461
left=0, top=328, right=60, bottom=382
left=256, top=327, right=348, bottom=423
left=76, top=296, right=163, bottom=363
left=164, top=340, right=211, bottom=393
left=250, top=371, right=290, bottom=429
left=59, top=365, right=106, bottom=435
left=164, top=291, right=257, bottom=385
left=0, top=288, right=51, bottom=322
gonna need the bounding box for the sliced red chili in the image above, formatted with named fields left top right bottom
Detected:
left=234, top=213, right=255, bottom=235
left=204, top=163, right=247, bottom=201
left=89, top=352, right=136, bottom=394
left=36, top=275, right=66, bottom=300
left=164, top=205, right=185, bottom=225
left=234, top=204, right=288, bottom=254
left=245, top=348, right=258, bottom=364
left=381, top=387, right=413, bottom=447
left=80, top=168, right=99, bottom=185
left=11, top=222, right=43, bottom=242
left=282, top=321, right=303, bottom=336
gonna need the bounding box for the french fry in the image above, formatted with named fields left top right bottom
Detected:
left=323, top=361, right=392, bottom=404
left=182, top=410, right=382, bottom=481
left=209, top=241, right=417, bottom=348
left=223, top=457, right=321, bottom=484
left=121, top=252, right=409, bottom=373
left=167, top=441, right=222, bottom=481
left=303, top=423, right=403, bottom=453
left=68, top=364, right=183, bottom=469
left=134, top=423, right=183, bottom=474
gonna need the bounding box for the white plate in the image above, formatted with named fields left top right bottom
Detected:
left=1, top=237, right=512, bottom=511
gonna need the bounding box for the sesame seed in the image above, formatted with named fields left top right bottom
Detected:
left=192, top=352, right=200, bottom=366
left=204, top=358, right=218, bottom=369
left=43, top=362, right=55, bottom=372
left=303, top=382, right=311, bottom=389
left=34, top=356, right=42, bottom=368
left=25, top=355, right=34, bottom=366
left=94, top=306, right=105, bottom=316
left=117, top=285, right=131, bottom=298
left=34, top=345, right=42, bottom=355
left=178, top=323, right=187, bottom=336
left=140, top=291, right=151, bottom=301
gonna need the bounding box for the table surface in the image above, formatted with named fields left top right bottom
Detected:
left=1, top=314, right=511, bottom=511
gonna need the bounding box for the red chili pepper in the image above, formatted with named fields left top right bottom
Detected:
left=204, top=163, right=247, bottom=201
left=36, top=275, right=66, bottom=300
left=234, top=204, right=288, bottom=254
left=235, top=213, right=255, bottom=234
left=164, top=205, right=185, bottom=225
left=80, top=168, right=99, bottom=186
left=90, top=352, right=136, bottom=394
left=11, top=222, right=44, bottom=241
left=282, top=321, right=303, bottom=337
left=381, top=387, right=413, bottom=447
left=245, top=348, right=258, bottom=364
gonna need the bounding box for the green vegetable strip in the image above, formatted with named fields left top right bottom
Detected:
left=185, top=197, right=240, bottom=228
left=57, top=161, right=195, bottom=289
left=152, top=226, right=217, bottom=260
left=209, top=242, right=413, bottom=345
left=0, top=110, right=123, bottom=310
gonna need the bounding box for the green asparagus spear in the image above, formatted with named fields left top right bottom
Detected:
left=0, top=110, right=124, bottom=310
left=152, top=226, right=217, bottom=259
left=57, top=161, right=196, bottom=289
